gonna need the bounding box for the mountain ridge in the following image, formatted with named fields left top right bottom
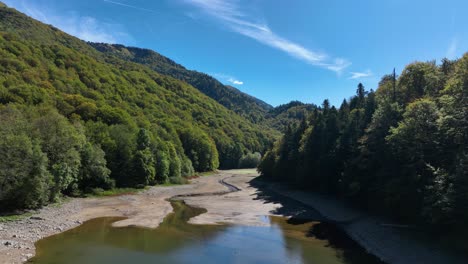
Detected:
left=89, top=42, right=273, bottom=123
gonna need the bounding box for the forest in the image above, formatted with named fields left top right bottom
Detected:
left=0, top=4, right=275, bottom=212
left=259, top=56, right=468, bottom=230
left=1, top=1, right=466, bottom=237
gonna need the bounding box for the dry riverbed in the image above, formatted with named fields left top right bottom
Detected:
left=1, top=169, right=464, bottom=264
left=0, top=169, right=280, bottom=264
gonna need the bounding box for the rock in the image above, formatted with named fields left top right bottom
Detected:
left=4, top=241, right=11, bottom=246
left=25, top=253, right=33, bottom=258
left=30, top=216, right=44, bottom=221
left=12, top=234, right=17, bottom=238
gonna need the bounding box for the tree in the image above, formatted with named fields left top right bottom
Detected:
left=132, top=128, right=156, bottom=186
left=180, top=128, right=219, bottom=172
left=31, top=108, right=85, bottom=198
left=0, top=106, right=52, bottom=210
left=238, top=152, right=262, bottom=168
left=78, top=142, right=114, bottom=191
left=0, top=134, right=51, bottom=210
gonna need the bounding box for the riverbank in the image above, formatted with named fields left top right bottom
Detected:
left=0, top=172, right=226, bottom=263
left=265, top=181, right=468, bottom=264
left=1, top=170, right=464, bottom=264
left=0, top=170, right=283, bottom=263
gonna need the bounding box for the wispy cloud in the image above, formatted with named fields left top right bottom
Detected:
left=211, top=73, right=244, bottom=85
left=103, top=0, right=158, bottom=13
left=5, top=0, right=133, bottom=44
left=446, top=37, right=458, bottom=59
left=349, top=70, right=372, bottom=80
left=181, top=0, right=350, bottom=73
left=228, top=78, right=243, bottom=85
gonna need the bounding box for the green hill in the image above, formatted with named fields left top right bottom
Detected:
left=0, top=3, right=276, bottom=210
left=87, top=42, right=311, bottom=132
left=264, top=101, right=317, bottom=132
left=88, top=43, right=273, bottom=123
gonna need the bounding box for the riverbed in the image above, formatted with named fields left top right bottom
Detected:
left=28, top=201, right=381, bottom=264
left=3, top=169, right=463, bottom=264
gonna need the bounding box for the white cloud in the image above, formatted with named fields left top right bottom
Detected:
left=103, top=0, right=158, bottom=13
left=228, top=78, right=243, bottom=85
left=349, top=70, right=372, bottom=79
left=211, top=73, right=244, bottom=85
left=5, top=0, right=133, bottom=44
left=181, top=0, right=350, bottom=73
left=446, top=37, right=458, bottom=59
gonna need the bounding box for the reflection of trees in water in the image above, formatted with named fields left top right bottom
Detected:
left=34, top=181, right=383, bottom=264
left=249, top=177, right=383, bottom=264
left=306, top=222, right=384, bottom=264
left=35, top=201, right=227, bottom=256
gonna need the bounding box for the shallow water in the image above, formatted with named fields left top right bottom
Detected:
left=29, top=201, right=382, bottom=264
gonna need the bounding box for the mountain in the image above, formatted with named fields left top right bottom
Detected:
left=0, top=2, right=282, bottom=209
left=87, top=43, right=312, bottom=131
left=88, top=43, right=273, bottom=123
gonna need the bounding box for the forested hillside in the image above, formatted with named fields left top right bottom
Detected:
left=259, top=57, right=468, bottom=230
left=88, top=43, right=273, bottom=123
left=264, top=101, right=317, bottom=132
left=0, top=4, right=276, bottom=211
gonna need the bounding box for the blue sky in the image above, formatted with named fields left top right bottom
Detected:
left=4, top=0, right=467, bottom=106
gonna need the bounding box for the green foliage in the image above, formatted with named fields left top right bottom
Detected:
left=238, top=152, right=262, bottom=168
left=180, top=128, right=219, bottom=172
left=78, top=142, right=114, bottom=192
left=132, top=148, right=156, bottom=187
left=259, top=55, right=468, bottom=230
left=89, top=43, right=273, bottom=124
left=0, top=4, right=280, bottom=213
left=31, top=108, right=85, bottom=197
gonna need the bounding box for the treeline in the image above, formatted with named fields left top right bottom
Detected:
left=0, top=4, right=273, bottom=212
left=0, top=104, right=209, bottom=210
left=259, top=55, right=467, bottom=228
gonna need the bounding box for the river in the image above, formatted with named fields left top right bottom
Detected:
left=29, top=200, right=382, bottom=264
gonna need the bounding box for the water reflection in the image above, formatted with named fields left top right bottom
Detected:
left=29, top=201, right=382, bottom=264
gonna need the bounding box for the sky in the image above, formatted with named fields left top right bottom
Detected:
left=4, top=0, right=467, bottom=106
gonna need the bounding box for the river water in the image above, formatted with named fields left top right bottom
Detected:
left=29, top=201, right=382, bottom=264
